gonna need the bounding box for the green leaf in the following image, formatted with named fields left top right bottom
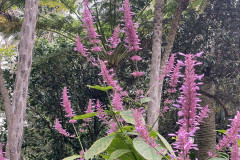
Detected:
left=133, top=138, right=164, bottom=160
left=217, top=130, right=226, bottom=134
left=106, top=135, right=140, bottom=160
left=208, top=158, right=228, bottom=160
left=72, top=112, right=97, bottom=120
left=99, top=154, right=109, bottom=159
left=155, top=132, right=176, bottom=157
left=120, top=110, right=135, bottom=125
left=63, top=155, right=82, bottom=160
left=140, top=97, right=151, bottom=104
left=120, top=110, right=145, bottom=125
left=108, top=149, right=132, bottom=160
left=85, top=135, right=115, bottom=159
left=87, top=85, right=113, bottom=91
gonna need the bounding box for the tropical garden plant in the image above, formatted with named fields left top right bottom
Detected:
left=49, top=0, right=240, bottom=159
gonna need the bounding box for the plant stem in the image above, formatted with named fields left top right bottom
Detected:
left=72, top=123, right=84, bottom=151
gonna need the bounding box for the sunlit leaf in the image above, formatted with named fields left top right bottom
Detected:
left=85, top=135, right=115, bottom=159
left=72, top=112, right=97, bottom=120
left=87, top=85, right=113, bottom=91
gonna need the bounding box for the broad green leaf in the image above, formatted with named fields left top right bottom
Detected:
left=120, top=110, right=135, bottom=125
left=87, top=85, right=113, bottom=91
left=133, top=138, right=164, bottom=160
left=106, top=135, right=140, bottom=160
left=72, top=112, right=97, bottom=120
left=155, top=132, right=176, bottom=157
left=109, top=149, right=132, bottom=160
left=63, top=155, right=82, bottom=160
left=140, top=97, right=151, bottom=104
left=85, top=135, right=115, bottom=159
left=120, top=110, right=145, bottom=125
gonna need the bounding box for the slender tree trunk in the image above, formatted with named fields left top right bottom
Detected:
left=195, top=33, right=216, bottom=160
left=195, top=77, right=216, bottom=160
left=147, top=0, right=190, bottom=130
left=3, top=0, right=39, bottom=159
left=147, top=0, right=164, bottom=130
left=158, top=0, right=190, bottom=106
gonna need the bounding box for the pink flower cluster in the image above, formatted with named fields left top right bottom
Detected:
left=83, top=99, right=94, bottom=125
left=171, top=52, right=209, bottom=159
left=109, top=24, right=121, bottom=49
left=82, top=0, right=99, bottom=44
left=54, top=87, right=77, bottom=136
left=99, top=60, right=122, bottom=91
left=169, top=61, right=182, bottom=90
left=130, top=55, right=142, bottom=61
left=130, top=55, right=144, bottom=77
left=133, top=109, right=157, bottom=148
left=62, top=87, right=75, bottom=118
left=113, top=90, right=124, bottom=111
left=171, top=128, right=198, bottom=160
left=74, top=34, right=88, bottom=57
left=54, top=119, right=75, bottom=137
left=96, top=99, right=108, bottom=122
left=216, top=111, right=240, bottom=160
left=122, top=0, right=140, bottom=51
left=130, top=71, right=144, bottom=77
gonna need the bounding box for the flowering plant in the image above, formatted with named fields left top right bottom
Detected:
left=53, top=0, right=240, bottom=160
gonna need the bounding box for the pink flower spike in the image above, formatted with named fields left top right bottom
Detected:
left=99, top=60, right=122, bottom=91
left=130, top=55, right=142, bottom=61
left=109, top=24, right=121, bottom=48
left=107, top=120, right=118, bottom=134
left=96, top=99, right=108, bottom=121
left=133, top=109, right=158, bottom=148
left=164, top=53, right=175, bottom=75
left=169, top=61, right=182, bottom=88
left=54, top=119, right=75, bottom=137
left=74, top=34, right=88, bottom=57
left=69, top=120, right=77, bottom=124
left=84, top=99, right=94, bottom=124
left=91, top=46, right=102, bottom=52
left=122, top=0, right=141, bottom=51
left=130, top=71, right=144, bottom=77
left=216, top=111, right=240, bottom=151
left=112, top=91, right=124, bottom=111
left=82, top=0, right=99, bottom=44
left=62, top=87, right=75, bottom=118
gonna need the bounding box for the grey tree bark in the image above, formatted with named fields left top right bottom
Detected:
left=0, top=0, right=39, bottom=159
left=147, top=0, right=164, bottom=130
left=195, top=77, right=216, bottom=160
left=147, top=0, right=190, bottom=130
left=158, top=0, right=190, bottom=107
left=195, top=34, right=216, bottom=160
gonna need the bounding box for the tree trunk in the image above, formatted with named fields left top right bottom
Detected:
left=147, top=0, right=190, bottom=130
left=195, top=33, right=216, bottom=160
left=147, top=0, right=164, bottom=130
left=158, top=0, right=190, bottom=108
left=195, top=77, right=216, bottom=160
left=4, top=0, right=39, bottom=159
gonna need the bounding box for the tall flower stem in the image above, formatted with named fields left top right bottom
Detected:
left=72, top=123, right=84, bottom=151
